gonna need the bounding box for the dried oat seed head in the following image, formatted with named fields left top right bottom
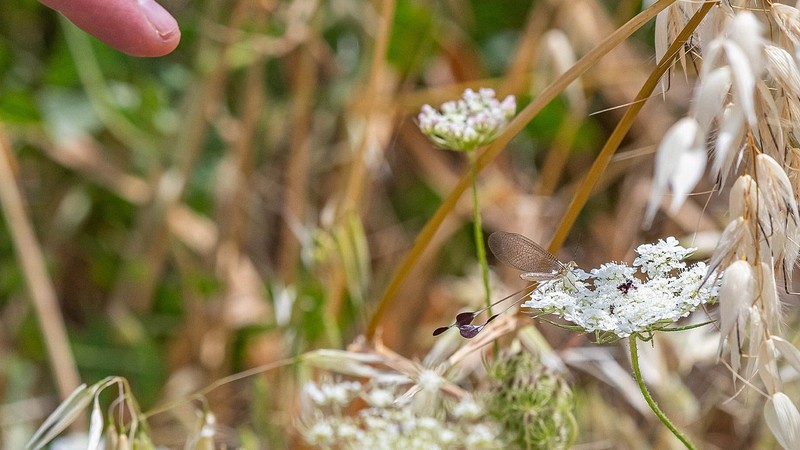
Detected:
left=764, top=392, right=800, bottom=450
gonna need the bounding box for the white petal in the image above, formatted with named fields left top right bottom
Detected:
left=764, top=45, right=800, bottom=115
left=698, top=4, right=733, bottom=76
left=783, top=220, right=800, bottom=279
left=765, top=392, right=800, bottom=450
left=701, top=40, right=725, bottom=79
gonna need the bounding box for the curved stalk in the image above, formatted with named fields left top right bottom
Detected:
left=629, top=335, right=696, bottom=450
left=365, top=0, right=677, bottom=339
left=547, top=1, right=717, bottom=253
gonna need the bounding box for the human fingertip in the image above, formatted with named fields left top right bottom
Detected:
left=137, top=0, right=179, bottom=41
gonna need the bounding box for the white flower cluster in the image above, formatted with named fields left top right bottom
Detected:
left=303, top=379, right=362, bottom=406
left=522, top=237, right=717, bottom=338
left=299, top=380, right=504, bottom=449
left=417, top=88, right=516, bottom=151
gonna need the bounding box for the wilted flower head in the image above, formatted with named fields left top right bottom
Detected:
left=522, top=237, right=718, bottom=339
left=417, top=88, right=516, bottom=151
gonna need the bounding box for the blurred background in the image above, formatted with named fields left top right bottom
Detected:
left=0, top=0, right=787, bottom=448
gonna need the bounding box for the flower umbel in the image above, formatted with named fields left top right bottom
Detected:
left=522, top=237, right=717, bottom=339
left=298, top=380, right=505, bottom=449
left=417, top=88, right=516, bottom=151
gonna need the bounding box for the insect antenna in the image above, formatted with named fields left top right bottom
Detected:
left=434, top=231, right=578, bottom=338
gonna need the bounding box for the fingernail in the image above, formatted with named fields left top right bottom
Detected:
left=138, top=0, right=179, bottom=40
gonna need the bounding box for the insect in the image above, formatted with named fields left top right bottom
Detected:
left=617, top=279, right=635, bottom=294
left=487, top=231, right=577, bottom=282
left=433, top=231, right=577, bottom=338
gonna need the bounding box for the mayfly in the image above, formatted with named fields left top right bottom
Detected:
left=433, top=231, right=577, bottom=338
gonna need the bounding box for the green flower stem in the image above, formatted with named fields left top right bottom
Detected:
left=629, top=335, right=696, bottom=450
left=470, top=152, right=492, bottom=313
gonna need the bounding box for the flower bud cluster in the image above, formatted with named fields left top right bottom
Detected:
left=417, top=88, right=516, bottom=151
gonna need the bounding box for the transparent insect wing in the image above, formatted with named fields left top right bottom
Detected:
left=433, top=231, right=576, bottom=339
left=488, top=231, right=565, bottom=275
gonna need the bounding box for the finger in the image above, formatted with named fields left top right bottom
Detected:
left=40, top=0, right=180, bottom=57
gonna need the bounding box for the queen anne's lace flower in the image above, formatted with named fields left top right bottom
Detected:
left=522, top=238, right=718, bottom=339
left=633, top=236, right=692, bottom=275
left=451, top=396, right=484, bottom=420
left=417, top=88, right=516, bottom=151
left=299, top=380, right=504, bottom=449
left=303, top=380, right=361, bottom=406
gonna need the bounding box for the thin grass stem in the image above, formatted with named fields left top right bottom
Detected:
left=547, top=1, right=717, bottom=254
left=366, top=0, right=678, bottom=339
left=0, top=125, right=81, bottom=403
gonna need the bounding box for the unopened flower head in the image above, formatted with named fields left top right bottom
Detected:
left=418, top=88, right=516, bottom=151
left=522, top=237, right=718, bottom=339
left=487, top=350, right=575, bottom=448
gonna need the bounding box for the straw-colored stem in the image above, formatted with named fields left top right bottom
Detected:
left=536, top=115, right=581, bottom=196
left=366, top=0, right=677, bottom=339
left=0, top=125, right=81, bottom=402
left=144, top=356, right=299, bottom=419
left=548, top=1, right=717, bottom=254
left=339, top=0, right=396, bottom=214
left=629, top=335, right=696, bottom=449
left=278, top=44, right=315, bottom=284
